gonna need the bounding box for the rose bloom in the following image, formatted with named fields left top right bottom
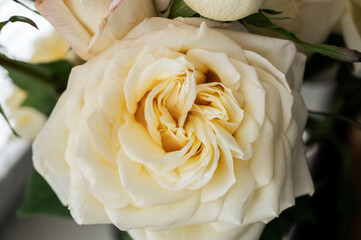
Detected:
left=4, top=86, right=46, bottom=140
left=340, top=0, right=361, bottom=76
left=33, top=18, right=314, bottom=240
left=35, top=0, right=156, bottom=60
left=31, top=31, right=77, bottom=64
left=261, top=0, right=345, bottom=44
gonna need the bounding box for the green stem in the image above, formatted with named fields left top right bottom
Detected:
left=0, top=54, right=53, bottom=87
left=308, top=110, right=361, bottom=131
left=0, top=103, right=20, bottom=137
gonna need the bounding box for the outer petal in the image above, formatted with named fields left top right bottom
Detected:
left=184, top=0, right=266, bottom=21
left=36, top=0, right=156, bottom=60
left=341, top=0, right=361, bottom=77
left=128, top=222, right=265, bottom=240
left=261, top=0, right=345, bottom=45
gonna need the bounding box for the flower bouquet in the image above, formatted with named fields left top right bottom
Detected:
left=1, top=0, right=361, bottom=239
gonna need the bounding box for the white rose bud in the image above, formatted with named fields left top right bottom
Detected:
left=262, top=0, right=345, bottom=44
left=35, top=0, right=156, bottom=60
left=183, top=0, right=266, bottom=21
left=5, top=86, right=46, bottom=141
left=340, top=0, right=361, bottom=76
left=31, top=31, right=77, bottom=64
left=33, top=18, right=314, bottom=240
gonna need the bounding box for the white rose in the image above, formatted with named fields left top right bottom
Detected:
left=5, top=86, right=46, bottom=140
left=35, top=0, right=156, bottom=60
left=340, top=0, right=361, bottom=76
left=30, top=30, right=77, bottom=64
left=262, top=0, right=345, bottom=44
left=33, top=17, right=314, bottom=240
left=183, top=0, right=266, bottom=21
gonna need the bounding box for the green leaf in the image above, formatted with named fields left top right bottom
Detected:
left=0, top=15, right=37, bottom=31
left=18, top=170, right=71, bottom=218
left=115, top=230, right=133, bottom=240
left=0, top=54, right=72, bottom=115
left=169, top=0, right=196, bottom=19
left=308, top=110, right=361, bottom=131
left=0, top=103, right=20, bottom=137
left=243, top=12, right=361, bottom=63
left=260, top=9, right=283, bottom=15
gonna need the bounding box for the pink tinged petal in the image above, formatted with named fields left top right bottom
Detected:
left=35, top=0, right=93, bottom=60
left=68, top=171, right=111, bottom=224
left=88, top=0, right=156, bottom=56
left=63, top=0, right=113, bottom=35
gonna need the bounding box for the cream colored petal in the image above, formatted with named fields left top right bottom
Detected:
left=199, top=140, right=236, bottom=202
left=248, top=118, right=275, bottom=188
left=218, top=161, right=255, bottom=225
left=118, top=116, right=195, bottom=165
left=225, top=32, right=297, bottom=75
left=289, top=92, right=314, bottom=197
left=186, top=49, right=241, bottom=89
left=184, top=0, right=266, bottom=21
left=76, top=125, right=131, bottom=208
left=341, top=0, right=361, bottom=77
left=128, top=21, right=248, bottom=63
left=124, top=55, right=189, bottom=114
left=10, top=107, right=46, bottom=140
left=117, top=148, right=196, bottom=207
left=105, top=185, right=200, bottom=230
left=32, top=99, right=70, bottom=205
left=128, top=222, right=265, bottom=240
left=295, top=0, right=345, bottom=44
left=68, top=171, right=111, bottom=224
left=243, top=138, right=294, bottom=225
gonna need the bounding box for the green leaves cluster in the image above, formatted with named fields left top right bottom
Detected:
left=0, top=53, right=72, bottom=115
left=242, top=10, right=361, bottom=63
left=18, top=171, right=71, bottom=217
